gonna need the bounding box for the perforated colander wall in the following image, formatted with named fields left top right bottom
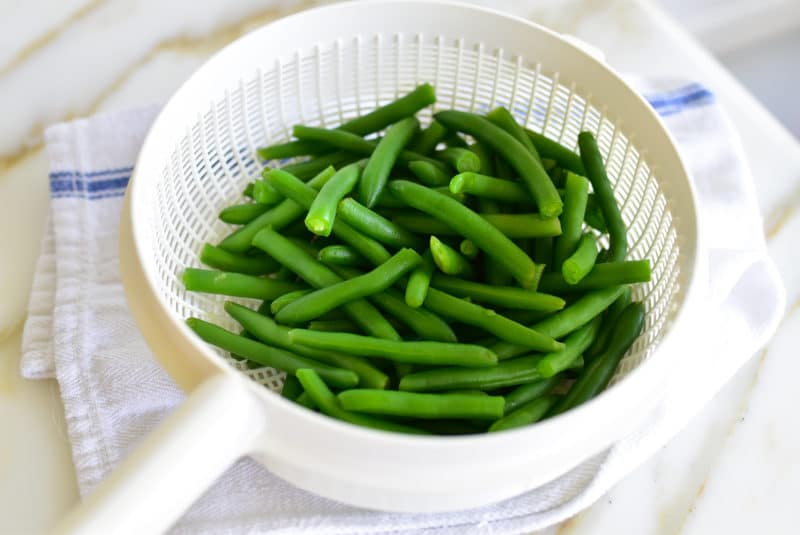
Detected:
left=148, top=35, right=685, bottom=392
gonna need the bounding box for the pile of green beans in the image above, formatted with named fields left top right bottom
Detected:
left=183, top=84, right=653, bottom=435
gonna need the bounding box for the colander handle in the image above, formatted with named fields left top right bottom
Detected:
left=52, top=373, right=266, bottom=535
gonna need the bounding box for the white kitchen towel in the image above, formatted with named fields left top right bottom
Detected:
left=21, top=80, right=785, bottom=534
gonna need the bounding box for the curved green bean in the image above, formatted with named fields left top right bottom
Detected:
left=186, top=318, right=358, bottom=388
left=503, top=377, right=560, bottom=414
left=430, top=275, right=565, bottom=312
left=489, top=395, right=558, bottom=432
left=318, top=245, right=365, bottom=268
left=408, top=160, right=452, bottom=187
left=219, top=165, right=336, bottom=253
left=288, top=329, right=497, bottom=367
left=399, top=354, right=582, bottom=392
left=578, top=132, right=627, bottom=262
left=275, top=248, right=421, bottom=324
left=435, top=147, right=481, bottom=173
left=199, top=243, right=279, bottom=275
left=360, top=117, right=419, bottom=207
left=551, top=302, right=645, bottom=415
left=525, top=130, right=586, bottom=175
left=553, top=172, right=590, bottom=269
left=225, top=302, right=388, bottom=389
left=486, top=107, right=542, bottom=163
left=338, top=390, right=504, bottom=420
left=305, top=162, right=361, bottom=237
left=295, top=369, right=427, bottom=434
left=435, top=111, right=562, bottom=217
left=388, top=180, right=540, bottom=287
left=449, top=172, right=530, bottom=203
left=423, top=288, right=562, bottom=352
left=489, top=285, right=626, bottom=360
left=562, top=234, right=599, bottom=284
left=537, top=260, right=651, bottom=293
left=536, top=317, right=601, bottom=378
left=252, top=227, right=399, bottom=340
left=586, top=286, right=632, bottom=358
left=391, top=212, right=561, bottom=239
left=269, top=289, right=312, bottom=316
left=259, top=84, right=436, bottom=160
left=430, top=236, right=474, bottom=277
left=405, top=250, right=435, bottom=308
left=219, top=203, right=268, bottom=225
left=182, top=268, right=303, bottom=300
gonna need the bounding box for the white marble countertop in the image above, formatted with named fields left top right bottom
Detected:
left=1, top=0, right=798, bottom=533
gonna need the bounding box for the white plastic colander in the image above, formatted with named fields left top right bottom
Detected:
left=56, top=2, right=703, bottom=533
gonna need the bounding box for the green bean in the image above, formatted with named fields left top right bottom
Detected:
left=423, top=288, right=562, bottom=352
left=318, top=245, right=365, bottom=268
left=294, top=391, right=316, bottom=409
left=537, top=317, right=601, bottom=378
left=430, top=236, right=474, bottom=277
left=374, top=188, right=407, bottom=208
left=338, top=198, right=422, bottom=249
left=275, top=248, right=421, bottom=324
left=219, top=203, right=269, bottom=224
left=586, top=286, right=632, bottom=358
left=584, top=193, right=608, bottom=233
left=408, top=160, right=452, bottom=187
left=260, top=84, right=436, bottom=160
left=279, top=152, right=357, bottom=180
left=408, top=120, right=448, bottom=154
left=503, top=377, right=561, bottom=414
left=225, top=302, right=388, bottom=389
left=269, top=289, right=312, bottom=316
left=489, top=395, right=558, bottom=432
left=219, top=165, right=336, bottom=252
left=252, top=177, right=283, bottom=205
left=435, top=111, right=562, bottom=217
left=308, top=319, right=359, bottom=333
left=338, top=390, right=504, bottom=420
left=360, top=117, right=420, bottom=207
left=430, top=275, right=565, bottom=312
left=272, top=265, right=294, bottom=281
left=460, top=239, right=479, bottom=259
left=266, top=169, right=392, bottom=265
left=578, top=132, right=627, bottom=262
left=435, top=147, right=481, bottom=173
left=551, top=302, right=645, bottom=415
left=525, top=130, right=586, bottom=175
left=199, top=243, right=279, bottom=275
left=252, top=227, right=399, bottom=340
left=295, top=369, right=427, bottom=434
left=281, top=374, right=304, bottom=400
left=388, top=181, right=540, bottom=287
left=553, top=172, right=590, bottom=269
left=182, top=268, right=303, bottom=300
left=486, top=107, right=542, bottom=163
left=288, top=329, right=497, bottom=367
left=243, top=182, right=255, bottom=198
left=328, top=264, right=457, bottom=343
left=256, top=140, right=325, bottom=161
left=391, top=212, right=561, bottom=239
left=186, top=318, right=358, bottom=388
left=405, top=250, right=435, bottom=307
left=449, top=172, right=530, bottom=203
left=292, top=125, right=445, bottom=170
left=489, top=286, right=626, bottom=360
left=562, top=234, right=599, bottom=284
left=399, top=354, right=582, bottom=392
left=537, top=260, right=651, bottom=293
left=477, top=195, right=513, bottom=286
left=501, top=309, right=551, bottom=326
left=304, top=162, right=361, bottom=237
